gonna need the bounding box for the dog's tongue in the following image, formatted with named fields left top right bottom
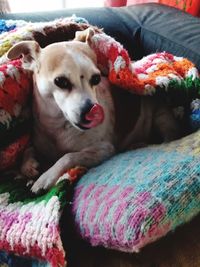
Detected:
left=82, top=104, right=104, bottom=128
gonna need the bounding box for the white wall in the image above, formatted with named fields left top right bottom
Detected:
left=9, top=0, right=104, bottom=13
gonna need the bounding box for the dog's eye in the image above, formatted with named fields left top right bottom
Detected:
left=90, top=74, right=101, bottom=86
left=54, top=76, right=72, bottom=90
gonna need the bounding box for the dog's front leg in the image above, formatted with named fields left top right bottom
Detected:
left=31, top=142, right=115, bottom=193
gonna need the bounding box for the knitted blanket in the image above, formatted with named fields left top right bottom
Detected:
left=0, top=16, right=200, bottom=267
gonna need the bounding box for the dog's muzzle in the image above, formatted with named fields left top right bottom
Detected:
left=78, top=103, right=104, bottom=130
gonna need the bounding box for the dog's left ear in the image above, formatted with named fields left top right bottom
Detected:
left=75, top=27, right=95, bottom=46
left=7, top=40, right=41, bottom=71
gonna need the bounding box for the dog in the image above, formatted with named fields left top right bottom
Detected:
left=7, top=28, right=181, bottom=193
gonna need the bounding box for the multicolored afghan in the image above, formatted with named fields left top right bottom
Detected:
left=87, top=31, right=200, bottom=126
left=0, top=15, right=200, bottom=267
left=88, top=31, right=200, bottom=96
left=0, top=167, right=86, bottom=267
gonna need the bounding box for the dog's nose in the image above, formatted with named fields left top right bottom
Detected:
left=79, top=99, right=104, bottom=129
left=80, top=99, right=94, bottom=122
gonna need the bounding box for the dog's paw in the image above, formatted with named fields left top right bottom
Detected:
left=21, top=158, right=40, bottom=179
left=31, top=171, right=57, bottom=194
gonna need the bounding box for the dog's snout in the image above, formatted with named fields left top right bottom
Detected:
left=78, top=100, right=104, bottom=130
left=80, top=99, right=94, bottom=121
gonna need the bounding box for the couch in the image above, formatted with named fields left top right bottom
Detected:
left=0, top=3, right=200, bottom=267
left=105, top=0, right=200, bottom=17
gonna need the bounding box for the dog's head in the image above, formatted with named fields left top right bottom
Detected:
left=7, top=28, right=105, bottom=130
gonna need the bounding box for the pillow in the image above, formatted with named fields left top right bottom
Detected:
left=72, top=130, right=200, bottom=252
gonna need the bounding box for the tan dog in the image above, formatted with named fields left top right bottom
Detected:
left=7, top=28, right=180, bottom=193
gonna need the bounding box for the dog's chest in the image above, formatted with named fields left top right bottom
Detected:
left=33, top=116, right=113, bottom=162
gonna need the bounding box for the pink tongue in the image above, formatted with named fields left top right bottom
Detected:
left=82, top=104, right=104, bottom=128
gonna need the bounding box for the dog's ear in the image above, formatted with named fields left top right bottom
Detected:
left=75, top=27, right=95, bottom=46
left=7, top=41, right=41, bottom=71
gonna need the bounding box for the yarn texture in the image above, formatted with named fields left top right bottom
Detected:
left=73, top=131, right=200, bottom=252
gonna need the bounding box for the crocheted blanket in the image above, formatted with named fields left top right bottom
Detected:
left=87, top=30, right=200, bottom=129
left=0, top=167, right=85, bottom=267
left=0, top=16, right=200, bottom=267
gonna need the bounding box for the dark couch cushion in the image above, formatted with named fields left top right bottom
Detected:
left=132, top=4, right=200, bottom=64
